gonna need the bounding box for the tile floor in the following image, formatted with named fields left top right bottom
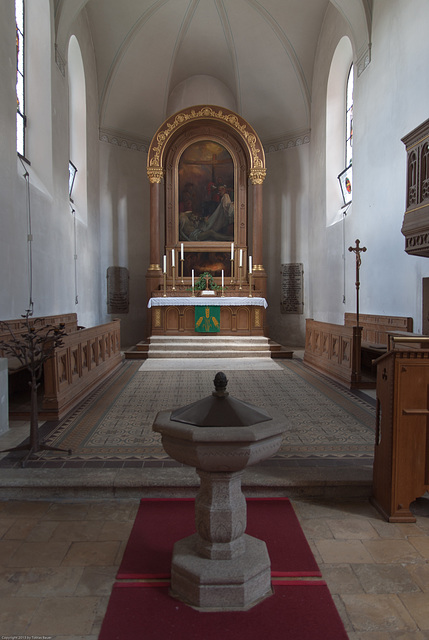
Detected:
left=0, top=495, right=429, bottom=639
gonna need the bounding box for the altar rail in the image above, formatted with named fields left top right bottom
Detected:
left=40, top=320, right=122, bottom=419
left=0, top=313, right=79, bottom=372
left=304, top=314, right=414, bottom=388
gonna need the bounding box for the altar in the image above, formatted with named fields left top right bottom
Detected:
left=144, top=105, right=269, bottom=341
left=148, top=296, right=267, bottom=336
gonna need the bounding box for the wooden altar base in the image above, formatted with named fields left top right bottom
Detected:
left=124, top=337, right=293, bottom=360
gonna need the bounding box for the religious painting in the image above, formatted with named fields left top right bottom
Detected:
left=178, top=141, right=234, bottom=242
left=183, top=252, right=231, bottom=278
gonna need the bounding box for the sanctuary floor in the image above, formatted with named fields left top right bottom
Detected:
left=0, top=352, right=428, bottom=638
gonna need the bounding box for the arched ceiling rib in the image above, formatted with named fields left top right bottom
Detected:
left=55, top=0, right=372, bottom=146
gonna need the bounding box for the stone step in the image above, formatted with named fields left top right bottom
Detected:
left=147, top=350, right=272, bottom=359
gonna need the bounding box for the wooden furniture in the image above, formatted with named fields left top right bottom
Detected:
left=145, top=106, right=268, bottom=338
left=401, top=118, right=429, bottom=257
left=40, top=320, right=122, bottom=420
left=0, top=313, right=79, bottom=372
left=148, top=296, right=267, bottom=336
left=2, top=316, right=123, bottom=421
left=304, top=314, right=414, bottom=388
left=372, top=348, right=429, bottom=522
left=304, top=319, right=357, bottom=387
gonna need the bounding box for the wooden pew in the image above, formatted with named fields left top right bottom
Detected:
left=40, top=320, right=122, bottom=419
left=304, top=314, right=414, bottom=388
left=1, top=314, right=123, bottom=421
left=0, top=313, right=79, bottom=373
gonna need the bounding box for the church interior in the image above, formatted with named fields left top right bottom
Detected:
left=1, top=0, right=429, bottom=637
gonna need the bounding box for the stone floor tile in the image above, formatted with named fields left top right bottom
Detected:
left=62, top=540, right=121, bottom=566
left=13, top=566, right=83, bottom=596
left=74, top=565, right=117, bottom=596
left=0, top=517, right=15, bottom=537
left=45, top=502, right=91, bottom=520
left=50, top=519, right=103, bottom=542
left=315, top=539, right=374, bottom=564
left=26, top=595, right=100, bottom=636
left=97, top=518, right=134, bottom=541
left=0, top=539, right=22, bottom=563
left=327, top=517, right=380, bottom=540
left=298, top=516, right=334, bottom=540
left=86, top=500, right=138, bottom=521
left=3, top=517, right=41, bottom=540
left=25, top=518, right=59, bottom=541
left=352, top=563, right=422, bottom=594
left=322, top=563, right=364, bottom=595
left=0, top=568, right=21, bottom=596
left=371, top=520, right=411, bottom=539
left=363, top=539, right=425, bottom=564
left=291, top=499, right=345, bottom=520
left=5, top=540, right=71, bottom=567
left=91, top=594, right=110, bottom=635
left=395, top=523, right=427, bottom=538
left=0, top=596, right=41, bottom=634
left=410, top=536, right=429, bottom=560
left=0, top=500, right=50, bottom=518
left=341, top=594, right=417, bottom=633
left=399, top=593, right=429, bottom=630
left=406, top=563, right=429, bottom=592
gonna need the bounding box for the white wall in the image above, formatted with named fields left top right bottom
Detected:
left=264, top=144, right=310, bottom=346
left=0, top=2, right=102, bottom=329
left=98, top=141, right=150, bottom=347
left=308, top=0, right=429, bottom=333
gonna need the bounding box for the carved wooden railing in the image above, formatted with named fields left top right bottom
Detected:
left=0, top=313, right=79, bottom=370
left=304, top=319, right=357, bottom=387
left=41, top=320, right=122, bottom=419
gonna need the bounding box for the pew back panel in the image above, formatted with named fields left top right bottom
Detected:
left=304, top=319, right=356, bottom=386
left=41, top=320, right=122, bottom=419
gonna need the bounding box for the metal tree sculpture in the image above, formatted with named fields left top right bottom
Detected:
left=0, top=311, right=71, bottom=466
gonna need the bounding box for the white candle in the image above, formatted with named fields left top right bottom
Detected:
left=192, top=269, right=194, bottom=287
left=181, top=243, right=184, bottom=260
left=249, top=256, right=252, bottom=273
left=171, top=249, right=175, bottom=268
left=163, top=255, right=166, bottom=274
left=239, top=249, right=243, bottom=267
left=231, top=242, right=234, bottom=260
left=222, top=270, right=224, bottom=288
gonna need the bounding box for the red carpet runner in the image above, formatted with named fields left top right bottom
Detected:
left=99, top=498, right=348, bottom=639
left=99, top=582, right=349, bottom=640
left=117, top=497, right=322, bottom=579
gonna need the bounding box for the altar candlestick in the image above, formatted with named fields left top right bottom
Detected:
left=163, top=254, right=167, bottom=274
left=231, top=242, right=234, bottom=260
left=181, top=243, right=184, bottom=260
left=239, top=249, right=243, bottom=267
left=249, top=256, right=252, bottom=274
left=171, top=249, right=175, bottom=268
left=192, top=269, right=195, bottom=296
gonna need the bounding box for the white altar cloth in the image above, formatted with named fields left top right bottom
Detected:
left=148, top=296, right=268, bottom=309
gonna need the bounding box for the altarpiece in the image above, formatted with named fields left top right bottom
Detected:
left=145, top=106, right=267, bottom=337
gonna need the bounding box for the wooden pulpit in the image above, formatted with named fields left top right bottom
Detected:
left=372, top=348, right=429, bottom=522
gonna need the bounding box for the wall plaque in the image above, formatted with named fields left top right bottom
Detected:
left=281, top=263, right=303, bottom=314
left=107, top=266, right=129, bottom=314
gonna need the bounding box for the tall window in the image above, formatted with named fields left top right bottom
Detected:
left=345, top=64, right=353, bottom=169
left=15, top=0, right=25, bottom=157
left=68, top=35, right=87, bottom=223
left=326, top=36, right=353, bottom=225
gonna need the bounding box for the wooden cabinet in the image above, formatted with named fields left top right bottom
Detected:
left=372, top=349, right=429, bottom=522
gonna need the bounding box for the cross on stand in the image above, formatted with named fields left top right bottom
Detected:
left=348, top=239, right=367, bottom=384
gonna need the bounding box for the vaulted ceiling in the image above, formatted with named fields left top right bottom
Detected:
left=55, top=0, right=371, bottom=146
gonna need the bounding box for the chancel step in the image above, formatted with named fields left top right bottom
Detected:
left=124, top=336, right=293, bottom=360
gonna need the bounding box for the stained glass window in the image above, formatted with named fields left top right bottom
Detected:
left=15, top=0, right=25, bottom=157
left=345, top=64, right=353, bottom=169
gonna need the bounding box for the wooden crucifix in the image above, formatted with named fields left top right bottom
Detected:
left=348, top=239, right=367, bottom=383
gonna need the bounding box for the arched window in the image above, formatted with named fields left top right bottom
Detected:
left=68, top=35, right=87, bottom=223
left=345, top=64, right=353, bottom=169
left=326, top=37, right=353, bottom=226
left=15, top=0, right=25, bottom=157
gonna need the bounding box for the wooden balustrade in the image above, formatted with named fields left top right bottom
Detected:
left=41, top=320, right=122, bottom=419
